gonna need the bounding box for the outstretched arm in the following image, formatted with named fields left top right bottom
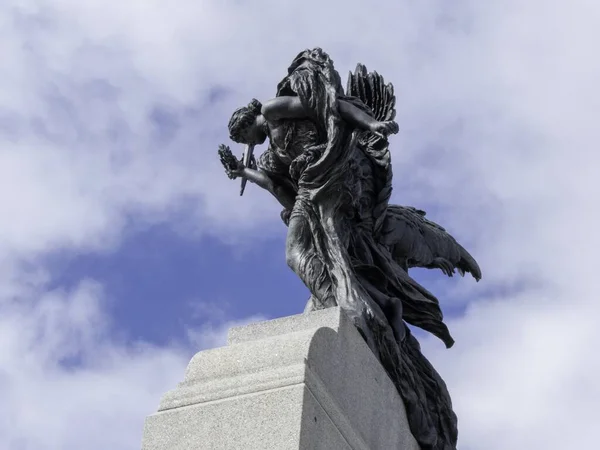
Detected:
left=218, top=144, right=295, bottom=210
left=239, top=166, right=296, bottom=211
left=340, top=101, right=399, bottom=137
left=261, top=96, right=308, bottom=121
left=261, top=96, right=398, bottom=136
left=338, top=100, right=377, bottom=131
left=261, top=95, right=373, bottom=128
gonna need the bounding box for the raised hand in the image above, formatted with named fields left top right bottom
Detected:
left=218, top=144, right=245, bottom=180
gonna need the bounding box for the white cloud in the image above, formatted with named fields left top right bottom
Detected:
left=185, top=299, right=268, bottom=349
left=0, top=0, right=599, bottom=449
left=186, top=315, right=268, bottom=351
left=0, top=278, right=253, bottom=450
left=423, top=292, right=600, bottom=449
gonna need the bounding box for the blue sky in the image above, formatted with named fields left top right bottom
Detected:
left=0, top=1, right=599, bottom=449
left=44, top=220, right=303, bottom=347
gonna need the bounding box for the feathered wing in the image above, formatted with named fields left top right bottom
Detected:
left=380, top=205, right=482, bottom=280
left=345, top=66, right=481, bottom=281
left=345, top=64, right=396, bottom=236
left=346, top=63, right=396, bottom=123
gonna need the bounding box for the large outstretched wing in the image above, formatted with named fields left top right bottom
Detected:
left=380, top=205, right=482, bottom=280
left=346, top=64, right=396, bottom=236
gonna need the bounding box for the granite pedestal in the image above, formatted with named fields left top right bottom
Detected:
left=141, top=307, right=420, bottom=450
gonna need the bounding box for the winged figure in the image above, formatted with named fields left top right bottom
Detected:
left=218, top=48, right=481, bottom=450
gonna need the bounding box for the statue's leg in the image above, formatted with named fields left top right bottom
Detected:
left=285, top=213, right=336, bottom=309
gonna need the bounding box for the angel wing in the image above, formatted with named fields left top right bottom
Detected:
left=346, top=66, right=481, bottom=280
left=346, top=63, right=396, bottom=123
left=379, top=205, right=482, bottom=280
left=346, top=64, right=396, bottom=236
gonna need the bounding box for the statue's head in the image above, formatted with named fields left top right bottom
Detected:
left=228, top=98, right=267, bottom=145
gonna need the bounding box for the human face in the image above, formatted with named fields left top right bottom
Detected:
left=242, top=116, right=267, bottom=145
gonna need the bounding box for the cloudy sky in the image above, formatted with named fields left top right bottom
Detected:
left=1, top=1, right=598, bottom=449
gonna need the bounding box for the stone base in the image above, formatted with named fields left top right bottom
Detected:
left=141, top=307, right=420, bottom=450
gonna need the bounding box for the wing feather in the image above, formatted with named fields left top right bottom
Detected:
left=346, top=64, right=397, bottom=236
left=347, top=64, right=396, bottom=123
left=380, top=205, right=482, bottom=280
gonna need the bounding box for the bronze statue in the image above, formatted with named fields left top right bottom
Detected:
left=219, top=48, right=481, bottom=450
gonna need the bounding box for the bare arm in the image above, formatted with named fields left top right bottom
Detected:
left=261, top=96, right=376, bottom=131
left=338, top=100, right=378, bottom=130
left=339, top=100, right=398, bottom=137
left=261, top=96, right=308, bottom=121
left=218, top=144, right=295, bottom=210
left=240, top=166, right=295, bottom=210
